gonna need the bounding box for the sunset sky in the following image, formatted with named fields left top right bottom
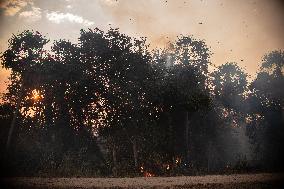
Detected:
left=0, top=0, right=283, bottom=94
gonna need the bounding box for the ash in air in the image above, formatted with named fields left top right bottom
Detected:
left=0, top=0, right=283, bottom=177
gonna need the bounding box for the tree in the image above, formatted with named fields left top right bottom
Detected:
left=211, top=62, right=251, bottom=167
left=79, top=28, right=155, bottom=174
left=211, top=62, right=248, bottom=111
left=247, top=50, right=284, bottom=170
left=151, top=36, right=211, bottom=169
left=1, top=30, right=49, bottom=149
left=1, top=30, right=106, bottom=176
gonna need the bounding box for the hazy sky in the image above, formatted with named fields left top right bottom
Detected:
left=0, top=0, right=283, bottom=93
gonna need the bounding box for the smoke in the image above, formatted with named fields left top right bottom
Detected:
left=213, top=119, right=253, bottom=167
left=98, top=0, right=284, bottom=75
left=232, top=124, right=253, bottom=161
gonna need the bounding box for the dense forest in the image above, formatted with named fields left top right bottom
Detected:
left=0, top=29, right=283, bottom=177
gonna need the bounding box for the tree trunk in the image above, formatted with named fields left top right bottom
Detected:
left=132, top=137, right=138, bottom=168
left=112, top=145, right=118, bottom=177
left=168, top=112, right=174, bottom=160
left=207, top=141, right=211, bottom=172
left=185, top=111, right=190, bottom=164
left=6, top=83, right=24, bottom=150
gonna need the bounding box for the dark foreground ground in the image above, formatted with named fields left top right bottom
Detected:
left=1, top=173, right=284, bottom=189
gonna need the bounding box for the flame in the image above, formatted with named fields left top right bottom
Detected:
left=32, top=89, right=42, bottom=101
left=140, top=166, right=154, bottom=177
left=175, top=157, right=181, bottom=164
left=166, top=164, right=170, bottom=170
left=144, top=172, right=154, bottom=177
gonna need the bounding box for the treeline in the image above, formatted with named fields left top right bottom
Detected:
left=0, top=29, right=283, bottom=177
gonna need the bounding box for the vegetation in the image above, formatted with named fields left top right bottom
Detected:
left=0, top=29, right=283, bottom=177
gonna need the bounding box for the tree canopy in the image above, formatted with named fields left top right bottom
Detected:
left=0, top=29, right=283, bottom=176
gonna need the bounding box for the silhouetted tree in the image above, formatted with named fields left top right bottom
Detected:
left=1, top=28, right=283, bottom=177
left=1, top=30, right=49, bottom=149
left=247, top=50, right=284, bottom=170
left=211, top=62, right=251, bottom=168
left=151, top=36, right=211, bottom=170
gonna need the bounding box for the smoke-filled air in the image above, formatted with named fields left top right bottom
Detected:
left=0, top=0, right=283, bottom=188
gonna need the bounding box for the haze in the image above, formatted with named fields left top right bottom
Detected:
left=0, top=0, right=283, bottom=93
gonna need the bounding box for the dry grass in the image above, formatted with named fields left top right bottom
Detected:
left=1, top=173, right=284, bottom=189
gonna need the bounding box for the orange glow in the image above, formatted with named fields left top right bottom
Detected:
left=144, top=172, right=155, bottom=177
left=175, top=157, right=181, bottom=164
left=31, top=89, right=42, bottom=101
left=140, top=166, right=155, bottom=177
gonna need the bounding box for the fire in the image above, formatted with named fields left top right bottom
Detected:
left=175, top=157, right=181, bottom=164
left=144, top=172, right=155, bottom=177
left=32, top=89, right=42, bottom=101
left=140, top=166, right=155, bottom=177
left=166, top=164, right=170, bottom=170
left=140, top=166, right=144, bottom=173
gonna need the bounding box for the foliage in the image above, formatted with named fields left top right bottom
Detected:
left=0, top=29, right=283, bottom=177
